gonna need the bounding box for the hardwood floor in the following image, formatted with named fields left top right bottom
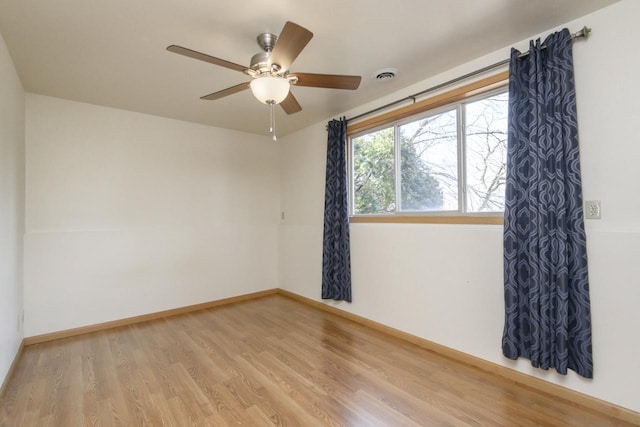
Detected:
left=0, top=295, right=635, bottom=426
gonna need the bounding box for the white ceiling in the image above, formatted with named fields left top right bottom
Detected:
left=0, top=0, right=618, bottom=137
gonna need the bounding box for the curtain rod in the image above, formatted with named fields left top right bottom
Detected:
left=344, top=25, right=591, bottom=124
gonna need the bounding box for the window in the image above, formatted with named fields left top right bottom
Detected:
left=348, top=76, right=508, bottom=223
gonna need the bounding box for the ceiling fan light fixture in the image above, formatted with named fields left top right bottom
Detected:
left=250, top=76, right=290, bottom=104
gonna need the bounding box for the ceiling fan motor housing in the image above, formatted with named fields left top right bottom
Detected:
left=249, top=51, right=279, bottom=75
left=247, top=33, right=283, bottom=76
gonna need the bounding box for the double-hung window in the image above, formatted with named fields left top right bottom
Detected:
left=348, top=73, right=508, bottom=224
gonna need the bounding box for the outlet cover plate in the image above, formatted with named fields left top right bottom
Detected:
left=585, top=200, right=601, bottom=219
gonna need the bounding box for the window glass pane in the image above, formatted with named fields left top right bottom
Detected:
left=352, top=127, right=395, bottom=214
left=398, top=110, right=458, bottom=211
left=464, top=93, right=508, bottom=212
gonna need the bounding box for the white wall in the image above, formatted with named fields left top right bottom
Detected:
left=0, top=32, right=25, bottom=386
left=279, top=0, right=640, bottom=413
left=24, top=95, right=280, bottom=336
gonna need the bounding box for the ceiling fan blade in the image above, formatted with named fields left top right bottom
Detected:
left=289, top=72, right=361, bottom=90
left=201, top=82, right=250, bottom=100
left=280, top=92, right=302, bottom=115
left=269, top=22, right=313, bottom=72
left=167, top=45, right=247, bottom=73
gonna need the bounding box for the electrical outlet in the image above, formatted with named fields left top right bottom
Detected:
left=585, top=200, right=601, bottom=219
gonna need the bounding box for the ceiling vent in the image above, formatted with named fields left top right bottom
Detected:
left=372, top=68, right=398, bottom=82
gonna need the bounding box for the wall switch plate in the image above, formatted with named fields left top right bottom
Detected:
left=585, top=200, right=601, bottom=219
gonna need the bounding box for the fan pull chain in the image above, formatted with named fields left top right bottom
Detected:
left=269, top=102, right=277, bottom=141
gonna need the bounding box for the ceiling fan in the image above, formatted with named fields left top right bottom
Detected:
left=167, top=21, right=361, bottom=137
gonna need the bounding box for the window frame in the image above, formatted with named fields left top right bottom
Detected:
left=347, top=71, right=509, bottom=225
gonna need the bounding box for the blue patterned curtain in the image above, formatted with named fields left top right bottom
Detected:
left=322, top=118, right=352, bottom=302
left=502, top=29, right=593, bottom=378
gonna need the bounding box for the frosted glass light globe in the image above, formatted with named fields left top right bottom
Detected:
left=250, top=76, right=290, bottom=104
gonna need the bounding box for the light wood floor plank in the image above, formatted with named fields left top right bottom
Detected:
left=1, top=294, right=637, bottom=426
